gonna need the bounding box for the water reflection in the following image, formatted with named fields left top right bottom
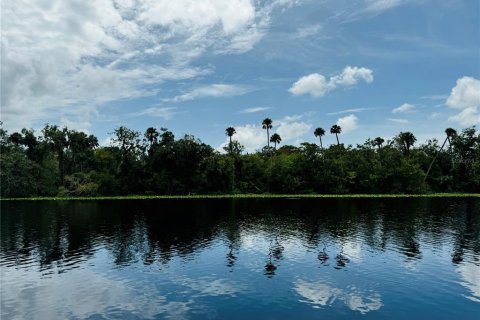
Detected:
left=294, top=279, right=383, bottom=314
left=318, top=244, right=329, bottom=265
left=457, top=261, right=480, bottom=303
left=1, top=198, right=480, bottom=319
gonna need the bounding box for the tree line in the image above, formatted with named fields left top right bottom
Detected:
left=0, top=119, right=479, bottom=197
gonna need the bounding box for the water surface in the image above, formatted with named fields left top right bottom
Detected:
left=1, top=198, right=479, bottom=319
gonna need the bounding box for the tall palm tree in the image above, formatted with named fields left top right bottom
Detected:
left=330, top=125, right=342, bottom=145
left=398, top=131, right=416, bottom=156
left=373, top=137, right=384, bottom=149
left=445, top=128, right=457, bottom=152
left=262, top=118, right=273, bottom=148
left=270, top=133, right=281, bottom=149
left=424, top=128, right=457, bottom=180
left=314, top=127, right=325, bottom=148
left=145, top=127, right=159, bottom=146
left=225, top=127, right=236, bottom=152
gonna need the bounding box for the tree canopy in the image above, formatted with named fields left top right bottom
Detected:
left=1, top=122, right=479, bottom=197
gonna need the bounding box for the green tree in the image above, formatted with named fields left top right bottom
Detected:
left=145, top=127, right=159, bottom=147
left=262, top=118, right=273, bottom=148
left=330, top=125, right=342, bottom=145
left=373, top=137, right=384, bottom=149
left=225, top=127, right=236, bottom=153
left=42, top=124, right=68, bottom=183
left=270, top=133, right=282, bottom=149
left=314, top=127, right=325, bottom=148
left=396, top=131, right=416, bottom=156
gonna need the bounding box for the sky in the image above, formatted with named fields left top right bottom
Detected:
left=1, top=0, right=480, bottom=152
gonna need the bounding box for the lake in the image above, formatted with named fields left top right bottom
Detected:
left=1, top=198, right=479, bottom=319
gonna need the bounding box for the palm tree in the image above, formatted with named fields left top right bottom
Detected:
left=225, top=127, right=236, bottom=152
left=445, top=128, right=457, bottom=152
left=397, top=132, right=416, bottom=156
left=314, top=127, right=325, bottom=148
left=262, top=118, right=273, bottom=148
left=424, top=128, right=457, bottom=180
left=270, top=133, right=281, bottom=149
left=330, top=125, right=342, bottom=145
left=145, top=127, right=159, bottom=146
left=373, top=137, right=384, bottom=149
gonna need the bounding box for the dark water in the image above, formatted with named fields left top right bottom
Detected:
left=1, top=198, right=479, bottom=319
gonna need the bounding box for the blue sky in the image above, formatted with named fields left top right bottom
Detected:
left=2, top=0, right=479, bottom=151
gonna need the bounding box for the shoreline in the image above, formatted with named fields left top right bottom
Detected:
left=1, top=193, right=479, bottom=201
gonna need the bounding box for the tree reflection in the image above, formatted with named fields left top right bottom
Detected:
left=318, top=244, right=329, bottom=265
left=1, top=198, right=479, bottom=277
left=334, top=251, right=350, bottom=269
left=264, top=254, right=277, bottom=278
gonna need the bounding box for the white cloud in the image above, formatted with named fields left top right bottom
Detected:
left=364, top=0, right=405, bottom=12
left=240, top=107, right=271, bottom=113
left=446, top=77, right=480, bottom=109
left=289, top=66, right=373, bottom=98
left=165, top=84, right=249, bottom=103
left=289, top=73, right=329, bottom=97
left=276, top=117, right=312, bottom=140
left=329, top=66, right=374, bottom=87
left=446, top=76, right=480, bottom=126
left=327, top=108, right=372, bottom=116
left=392, top=103, right=415, bottom=114
left=337, top=114, right=358, bottom=133
left=1, top=0, right=295, bottom=131
left=388, top=118, right=409, bottom=124
left=218, top=124, right=265, bottom=153
left=133, top=107, right=178, bottom=120
left=449, top=107, right=480, bottom=127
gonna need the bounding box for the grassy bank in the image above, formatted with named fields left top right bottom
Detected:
left=1, top=193, right=479, bottom=201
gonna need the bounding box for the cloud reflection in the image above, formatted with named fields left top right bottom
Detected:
left=0, top=263, right=193, bottom=320
left=457, top=261, right=480, bottom=303
left=294, top=279, right=383, bottom=314
left=178, top=276, right=245, bottom=297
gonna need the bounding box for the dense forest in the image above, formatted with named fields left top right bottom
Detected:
left=0, top=120, right=479, bottom=197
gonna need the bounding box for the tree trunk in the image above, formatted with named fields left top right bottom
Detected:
left=267, top=128, right=270, bottom=148
left=335, top=133, right=339, bottom=145
left=319, top=137, right=323, bottom=149
left=424, top=137, right=448, bottom=181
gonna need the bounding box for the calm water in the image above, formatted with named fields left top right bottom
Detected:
left=1, top=198, right=479, bottom=319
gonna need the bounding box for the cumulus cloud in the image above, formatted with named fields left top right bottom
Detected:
left=218, top=124, right=265, bottom=153
left=289, top=66, right=373, bottom=98
left=276, top=116, right=312, bottom=140
left=1, top=0, right=294, bottom=130
left=446, top=76, right=480, bottom=126
left=337, top=114, right=358, bottom=133
left=218, top=114, right=311, bottom=152
left=449, top=107, right=480, bottom=127
left=289, top=74, right=329, bottom=97
left=392, top=103, right=415, bottom=114
left=165, top=84, right=249, bottom=103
